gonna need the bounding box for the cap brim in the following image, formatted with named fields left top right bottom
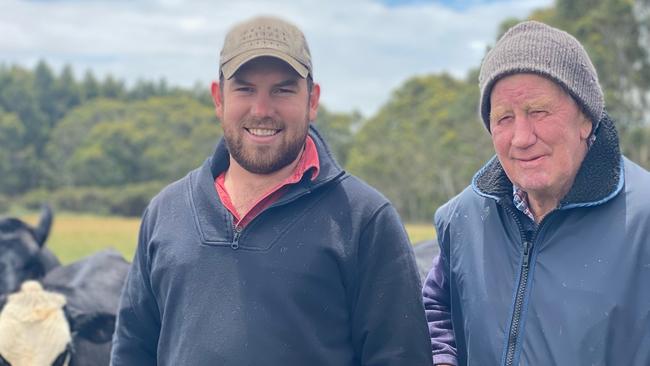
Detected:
left=221, top=49, right=309, bottom=79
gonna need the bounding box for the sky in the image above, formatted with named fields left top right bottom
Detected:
left=1, top=0, right=552, bottom=116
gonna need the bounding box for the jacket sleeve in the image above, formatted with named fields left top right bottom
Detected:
left=350, top=203, right=433, bottom=366
left=422, top=212, right=457, bottom=366
left=111, top=209, right=160, bottom=365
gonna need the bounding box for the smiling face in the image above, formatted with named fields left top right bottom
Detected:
left=212, top=57, right=319, bottom=175
left=489, top=73, right=593, bottom=206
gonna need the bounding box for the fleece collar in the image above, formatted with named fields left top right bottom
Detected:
left=189, top=125, right=346, bottom=246
left=472, top=113, right=624, bottom=209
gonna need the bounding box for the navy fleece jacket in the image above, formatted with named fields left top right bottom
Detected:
left=111, top=126, right=432, bottom=366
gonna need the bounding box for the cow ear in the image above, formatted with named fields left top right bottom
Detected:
left=68, top=309, right=116, bottom=343
left=33, top=204, right=53, bottom=247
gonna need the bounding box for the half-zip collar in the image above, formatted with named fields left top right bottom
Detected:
left=190, top=125, right=345, bottom=245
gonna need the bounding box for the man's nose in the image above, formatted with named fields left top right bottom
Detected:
left=251, top=94, right=273, bottom=118
left=511, top=116, right=537, bottom=148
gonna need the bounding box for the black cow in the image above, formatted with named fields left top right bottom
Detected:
left=413, top=239, right=439, bottom=283
left=0, top=205, right=59, bottom=294
left=0, top=249, right=130, bottom=366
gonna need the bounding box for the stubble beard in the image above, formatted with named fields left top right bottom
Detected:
left=224, top=116, right=310, bottom=175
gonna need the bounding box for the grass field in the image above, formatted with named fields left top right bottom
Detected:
left=20, top=213, right=435, bottom=264
left=22, top=213, right=141, bottom=264
left=405, top=223, right=436, bottom=244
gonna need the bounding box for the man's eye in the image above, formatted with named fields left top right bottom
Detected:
left=494, top=115, right=512, bottom=125
left=530, top=110, right=548, bottom=118
left=274, top=88, right=295, bottom=94
left=235, top=87, right=253, bottom=93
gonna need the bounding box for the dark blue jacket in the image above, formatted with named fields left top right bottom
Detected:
left=423, top=116, right=650, bottom=365
left=111, top=126, right=432, bottom=366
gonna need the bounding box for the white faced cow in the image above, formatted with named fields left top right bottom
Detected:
left=0, top=206, right=59, bottom=294
left=0, top=249, right=129, bottom=366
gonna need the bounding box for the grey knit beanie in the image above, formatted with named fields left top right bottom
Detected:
left=478, top=20, right=604, bottom=132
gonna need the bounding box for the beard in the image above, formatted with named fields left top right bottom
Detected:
left=224, top=116, right=310, bottom=174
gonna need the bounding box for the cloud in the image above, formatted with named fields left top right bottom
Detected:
left=1, top=0, right=551, bottom=116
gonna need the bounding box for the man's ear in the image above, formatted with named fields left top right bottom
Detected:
left=308, top=82, right=320, bottom=122
left=66, top=307, right=116, bottom=344
left=580, top=115, right=594, bottom=141
left=211, top=81, right=224, bottom=120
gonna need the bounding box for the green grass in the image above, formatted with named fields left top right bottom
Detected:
left=406, top=223, right=436, bottom=245
left=22, top=213, right=140, bottom=264
left=19, top=213, right=435, bottom=263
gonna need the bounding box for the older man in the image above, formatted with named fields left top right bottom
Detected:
left=423, top=21, right=650, bottom=365
left=111, top=16, right=432, bottom=365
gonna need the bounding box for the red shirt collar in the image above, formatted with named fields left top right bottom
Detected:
left=215, top=135, right=320, bottom=228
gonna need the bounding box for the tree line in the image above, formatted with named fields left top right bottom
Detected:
left=1, top=0, right=649, bottom=221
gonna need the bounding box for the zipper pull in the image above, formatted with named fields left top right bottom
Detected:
left=231, top=226, right=242, bottom=250
left=522, top=241, right=532, bottom=268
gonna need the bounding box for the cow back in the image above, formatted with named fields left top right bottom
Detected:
left=42, top=248, right=129, bottom=314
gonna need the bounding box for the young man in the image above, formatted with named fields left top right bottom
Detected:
left=423, top=21, right=650, bottom=365
left=111, top=16, right=432, bottom=365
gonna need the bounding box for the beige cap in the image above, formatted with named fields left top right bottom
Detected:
left=219, top=16, right=312, bottom=79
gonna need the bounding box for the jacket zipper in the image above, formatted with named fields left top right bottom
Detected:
left=231, top=225, right=242, bottom=250
left=502, top=203, right=536, bottom=366
left=226, top=189, right=309, bottom=251
left=226, top=184, right=308, bottom=251
left=503, top=239, right=532, bottom=366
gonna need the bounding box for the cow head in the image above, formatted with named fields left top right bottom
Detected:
left=0, top=281, right=115, bottom=366
left=0, top=206, right=54, bottom=294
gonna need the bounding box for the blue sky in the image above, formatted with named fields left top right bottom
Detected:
left=1, top=0, right=552, bottom=116
left=380, top=0, right=505, bottom=11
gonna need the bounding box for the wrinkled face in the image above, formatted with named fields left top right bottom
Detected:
left=0, top=281, right=71, bottom=366
left=0, top=222, right=41, bottom=294
left=212, top=57, right=320, bottom=174
left=489, top=73, right=592, bottom=202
